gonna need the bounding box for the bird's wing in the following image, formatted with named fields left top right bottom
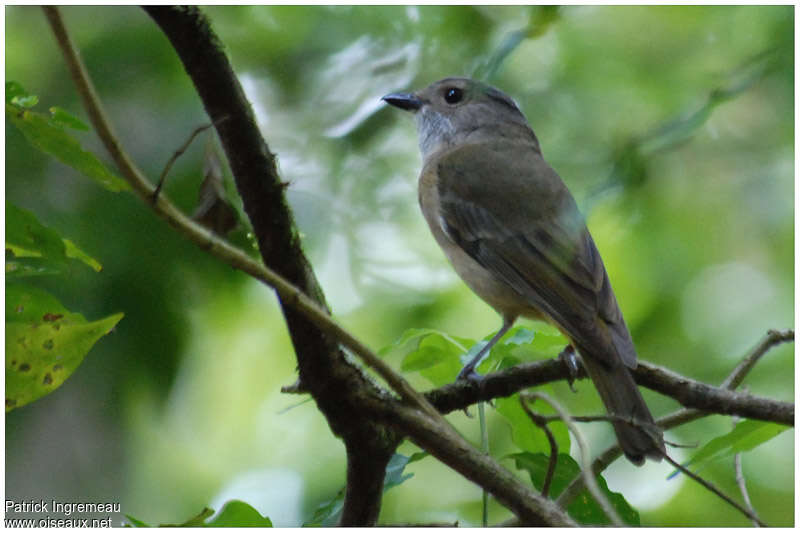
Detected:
left=434, top=141, right=636, bottom=368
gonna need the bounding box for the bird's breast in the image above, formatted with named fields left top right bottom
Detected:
left=417, top=167, right=543, bottom=321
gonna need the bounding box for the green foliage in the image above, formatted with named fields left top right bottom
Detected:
left=6, top=202, right=101, bottom=276
left=126, top=500, right=272, bottom=527
left=49, top=106, right=90, bottom=131
left=306, top=452, right=426, bottom=526
left=5, top=5, right=793, bottom=527
left=385, top=324, right=567, bottom=388
left=495, top=396, right=570, bottom=456
left=382, top=327, right=473, bottom=387
left=509, top=452, right=640, bottom=526
left=476, top=6, right=561, bottom=81
left=390, top=324, right=574, bottom=495
left=5, top=284, right=123, bottom=411
left=5, top=203, right=121, bottom=411
left=676, top=420, right=790, bottom=476
left=6, top=82, right=128, bottom=192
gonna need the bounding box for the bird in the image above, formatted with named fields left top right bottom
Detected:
left=382, top=77, right=665, bottom=465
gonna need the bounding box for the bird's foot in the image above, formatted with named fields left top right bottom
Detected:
left=456, top=365, right=489, bottom=417
left=558, top=345, right=580, bottom=392
left=456, top=365, right=484, bottom=384
left=456, top=365, right=494, bottom=418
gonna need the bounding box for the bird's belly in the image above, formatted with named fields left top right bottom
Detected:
left=419, top=176, right=543, bottom=321
left=441, top=238, right=542, bottom=320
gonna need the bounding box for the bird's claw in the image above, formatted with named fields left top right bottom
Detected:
left=457, top=367, right=482, bottom=416
left=558, top=345, right=580, bottom=392
left=456, top=366, right=484, bottom=384
left=455, top=366, right=496, bottom=415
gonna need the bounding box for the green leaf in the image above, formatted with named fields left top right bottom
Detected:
left=163, top=507, right=215, bottom=527
left=383, top=452, right=416, bottom=490
left=502, top=324, right=568, bottom=361
left=379, top=327, right=467, bottom=356
left=205, top=500, right=273, bottom=527
left=6, top=81, right=26, bottom=103
left=678, top=420, right=790, bottom=475
left=126, top=501, right=271, bottom=527
left=472, top=325, right=567, bottom=376
left=12, top=94, right=39, bottom=109
left=5, top=255, right=66, bottom=278
left=124, top=514, right=150, bottom=527
left=384, top=328, right=471, bottom=387
left=50, top=106, right=90, bottom=131
left=415, top=333, right=472, bottom=387
left=6, top=102, right=129, bottom=192
left=6, top=203, right=102, bottom=275
left=5, top=284, right=123, bottom=411
left=388, top=324, right=566, bottom=387
left=64, top=238, right=103, bottom=272
left=508, top=452, right=639, bottom=526
left=305, top=487, right=345, bottom=527
left=304, top=452, right=423, bottom=526
left=6, top=202, right=67, bottom=262
left=495, top=394, right=570, bottom=455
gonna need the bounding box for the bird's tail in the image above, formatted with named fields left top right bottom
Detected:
left=579, top=354, right=665, bottom=465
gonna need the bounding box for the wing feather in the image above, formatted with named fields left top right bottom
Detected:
left=435, top=141, right=636, bottom=368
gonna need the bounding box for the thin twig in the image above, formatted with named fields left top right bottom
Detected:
left=722, top=329, right=794, bottom=390
left=45, top=8, right=580, bottom=526
left=663, top=454, right=767, bottom=527
left=518, top=395, right=559, bottom=498
left=42, top=5, right=445, bottom=425
left=733, top=415, right=760, bottom=527
left=153, top=121, right=222, bottom=201
left=538, top=413, right=628, bottom=424
left=522, top=392, right=624, bottom=527
left=478, top=401, right=489, bottom=527
left=734, top=453, right=759, bottom=527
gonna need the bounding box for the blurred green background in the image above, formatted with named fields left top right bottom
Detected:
left=5, top=5, right=793, bottom=526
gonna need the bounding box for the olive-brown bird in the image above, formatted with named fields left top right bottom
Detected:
left=383, top=77, right=665, bottom=465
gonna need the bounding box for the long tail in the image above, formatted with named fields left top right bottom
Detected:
left=579, top=354, right=665, bottom=465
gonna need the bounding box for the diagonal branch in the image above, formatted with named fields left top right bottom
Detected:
left=42, top=6, right=792, bottom=526
left=44, top=5, right=400, bottom=526
left=47, top=4, right=438, bottom=424
left=664, top=454, right=767, bottom=527
left=44, top=6, right=575, bottom=526
left=369, top=396, right=577, bottom=526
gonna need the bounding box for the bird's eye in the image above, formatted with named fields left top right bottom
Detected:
left=444, top=87, right=463, bottom=104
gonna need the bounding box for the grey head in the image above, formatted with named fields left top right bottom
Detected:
left=383, top=77, right=540, bottom=159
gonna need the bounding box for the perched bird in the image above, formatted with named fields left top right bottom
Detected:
left=383, top=77, right=665, bottom=465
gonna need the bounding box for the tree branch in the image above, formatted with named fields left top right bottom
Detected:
left=555, top=328, right=793, bottom=509
left=45, top=5, right=400, bottom=525
left=424, top=350, right=793, bottom=426
left=43, top=5, right=793, bottom=526
left=369, top=397, right=577, bottom=526
left=634, top=361, right=792, bottom=424
left=522, top=392, right=623, bottom=526
left=46, top=6, right=575, bottom=526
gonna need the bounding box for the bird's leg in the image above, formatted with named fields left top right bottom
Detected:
left=457, top=317, right=515, bottom=382
left=558, top=344, right=580, bottom=392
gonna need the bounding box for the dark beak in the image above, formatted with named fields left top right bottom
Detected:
left=382, top=92, right=423, bottom=111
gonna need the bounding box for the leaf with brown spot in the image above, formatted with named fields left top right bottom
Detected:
left=5, top=284, right=123, bottom=411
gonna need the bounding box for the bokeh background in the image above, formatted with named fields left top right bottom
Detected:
left=5, top=5, right=794, bottom=526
